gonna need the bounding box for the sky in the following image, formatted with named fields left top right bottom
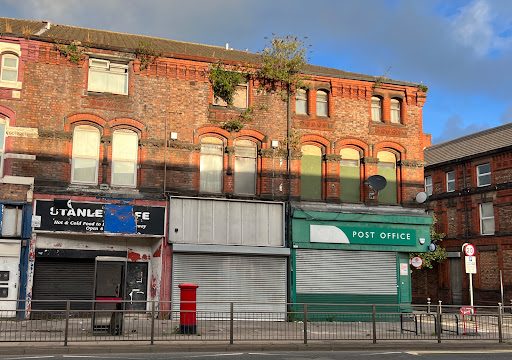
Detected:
left=2, top=0, right=512, bottom=144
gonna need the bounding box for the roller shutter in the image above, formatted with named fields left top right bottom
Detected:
left=296, top=249, right=397, bottom=295
left=172, top=253, right=287, bottom=319
left=31, top=258, right=95, bottom=312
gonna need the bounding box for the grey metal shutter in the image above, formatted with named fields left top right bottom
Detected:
left=31, top=258, right=95, bottom=312
left=172, top=253, right=287, bottom=319
left=296, top=249, right=397, bottom=295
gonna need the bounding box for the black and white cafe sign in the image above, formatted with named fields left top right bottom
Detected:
left=34, top=200, right=165, bottom=236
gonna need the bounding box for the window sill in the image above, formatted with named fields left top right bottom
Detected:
left=209, top=104, right=247, bottom=111
left=86, top=91, right=128, bottom=97
left=0, top=80, right=22, bottom=90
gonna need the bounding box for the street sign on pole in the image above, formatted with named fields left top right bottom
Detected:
left=462, top=243, right=476, bottom=308
left=465, top=256, right=477, bottom=274
left=463, top=243, right=475, bottom=257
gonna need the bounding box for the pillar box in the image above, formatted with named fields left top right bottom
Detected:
left=178, top=283, right=199, bottom=334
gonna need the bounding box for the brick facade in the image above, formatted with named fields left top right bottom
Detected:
left=1, top=19, right=429, bottom=307
left=415, top=140, right=512, bottom=305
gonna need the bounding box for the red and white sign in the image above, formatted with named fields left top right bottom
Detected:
left=410, top=256, right=423, bottom=268
left=463, top=243, right=476, bottom=256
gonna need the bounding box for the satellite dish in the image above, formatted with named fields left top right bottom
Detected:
left=367, top=175, right=387, bottom=191
left=415, top=191, right=428, bottom=204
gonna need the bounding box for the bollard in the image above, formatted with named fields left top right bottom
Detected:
left=179, top=283, right=199, bottom=334
left=427, top=298, right=431, bottom=314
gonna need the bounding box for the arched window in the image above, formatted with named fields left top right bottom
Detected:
left=340, top=148, right=361, bottom=202
left=295, top=89, right=308, bottom=115
left=377, top=150, right=398, bottom=204
left=234, top=139, right=257, bottom=195
left=111, top=129, right=139, bottom=187
left=316, top=90, right=328, bottom=117
left=390, top=98, right=401, bottom=124
left=0, top=54, right=19, bottom=82
left=71, top=125, right=100, bottom=184
left=301, top=145, right=322, bottom=200
left=200, top=136, right=224, bottom=193
left=371, top=96, right=382, bottom=122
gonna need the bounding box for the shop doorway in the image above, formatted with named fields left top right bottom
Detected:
left=93, top=257, right=126, bottom=334
left=0, top=240, right=21, bottom=318
left=126, top=262, right=148, bottom=311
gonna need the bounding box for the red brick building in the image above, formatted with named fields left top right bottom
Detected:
left=0, top=18, right=431, bottom=317
left=414, top=124, right=512, bottom=305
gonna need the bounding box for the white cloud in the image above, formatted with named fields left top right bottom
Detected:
left=452, top=0, right=512, bottom=56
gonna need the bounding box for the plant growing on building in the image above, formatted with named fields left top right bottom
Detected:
left=417, top=84, right=428, bottom=93
left=57, top=41, right=86, bottom=64
left=135, top=41, right=161, bottom=71
left=410, top=216, right=447, bottom=269
left=209, top=62, right=248, bottom=105
left=222, top=107, right=253, bottom=132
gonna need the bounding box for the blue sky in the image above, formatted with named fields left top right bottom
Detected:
left=2, top=0, right=511, bottom=144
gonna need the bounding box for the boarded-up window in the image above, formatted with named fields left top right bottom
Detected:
left=390, top=98, right=401, bottom=123
left=1, top=205, right=22, bottom=237
left=316, top=90, right=328, bottom=117
left=295, top=89, right=307, bottom=115
left=88, top=59, right=128, bottom=95
left=200, top=137, right=224, bottom=193
left=371, top=96, right=382, bottom=122
left=377, top=150, right=397, bottom=204
left=72, top=125, right=100, bottom=184
left=213, top=83, right=248, bottom=108
left=112, top=130, right=138, bottom=187
left=340, top=148, right=361, bottom=202
left=234, top=139, right=257, bottom=195
left=301, top=145, right=322, bottom=200
left=1, top=54, right=19, bottom=82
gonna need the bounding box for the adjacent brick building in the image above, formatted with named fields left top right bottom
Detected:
left=413, top=124, right=512, bottom=305
left=0, top=17, right=432, bottom=317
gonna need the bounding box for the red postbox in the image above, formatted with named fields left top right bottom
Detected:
left=179, top=283, right=199, bottom=334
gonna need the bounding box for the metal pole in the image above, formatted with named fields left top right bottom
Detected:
left=372, top=304, right=377, bottom=344
left=498, top=302, right=503, bottom=343
left=500, top=270, right=504, bottom=306
left=64, top=300, right=70, bottom=347
left=150, top=301, right=155, bottom=345
left=469, top=273, right=474, bottom=308
left=303, top=304, right=308, bottom=344
left=229, top=302, right=234, bottom=345
left=427, top=297, right=431, bottom=314
left=436, top=301, right=442, bottom=344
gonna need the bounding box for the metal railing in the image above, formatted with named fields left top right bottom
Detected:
left=0, top=300, right=511, bottom=345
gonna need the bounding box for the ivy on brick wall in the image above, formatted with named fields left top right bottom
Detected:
left=209, top=63, right=247, bottom=105
left=411, top=216, right=447, bottom=269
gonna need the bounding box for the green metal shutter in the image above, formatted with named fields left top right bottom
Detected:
left=296, top=249, right=397, bottom=295
left=172, top=253, right=287, bottom=319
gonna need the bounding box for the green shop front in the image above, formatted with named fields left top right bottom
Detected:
left=290, top=207, right=432, bottom=318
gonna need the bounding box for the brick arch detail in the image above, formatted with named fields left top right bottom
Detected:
left=65, top=113, right=107, bottom=132
left=0, top=105, right=16, bottom=125
left=234, top=129, right=266, bottom=148
left=374, top=141, right=406, bottom=160
left=108, top=118, right=146, bottom=138
left=300, top=134, right=331, bottom=154
left=194, top=126, right=231, bottom=144
left=334, top=138, right=369, bottom=156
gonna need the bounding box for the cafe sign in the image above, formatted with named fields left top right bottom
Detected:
left=34, top=200, right=165, bottom=236
left=310, top=224, right=416, bottom=246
